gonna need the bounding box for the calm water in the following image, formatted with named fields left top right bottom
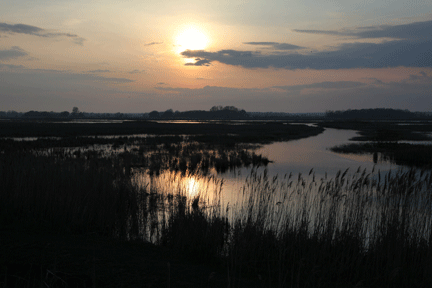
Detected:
left=251, top=128, right=398, bottom=177
left=133, top=128, right=405, bottom=207
left=128, top=127, right=431, bottom=242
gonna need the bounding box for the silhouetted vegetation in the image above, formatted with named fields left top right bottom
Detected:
left=2, top=118, right=432, bottom=287
left=0, top=120, right=324, bottom=143
left=325, top=108, right=430, bottom=120
left=331, top=142, right=432, bottom=168
left=318, top=120, right=432, bottom=141
left=1, top=149, right=432, bottom=287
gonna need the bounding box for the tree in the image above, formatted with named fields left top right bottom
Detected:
left=60, top=111, right=70, bottom=118
left=223, top=106, right=239, bottom=112
left=161, top=109, right=174, bottom=118
left=72, top=107, right=80, bottom=115
left=210, top=106, right=223, bottom=112
left=149, top=110, right=160, bottom=118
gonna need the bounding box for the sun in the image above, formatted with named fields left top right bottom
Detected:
left=175, top=27, right=208, bottom=54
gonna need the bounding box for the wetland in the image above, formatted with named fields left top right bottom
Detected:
left=1, top=118, right=432, bottom=287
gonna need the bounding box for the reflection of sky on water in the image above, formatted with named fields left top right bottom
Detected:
left=225, top=128, right=398, bottom=180
left=214, top=128, right=407, bottom=205
left=131, top=127, right=425, bottom=217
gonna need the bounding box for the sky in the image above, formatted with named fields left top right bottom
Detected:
left=0, top=0, right=431, bottom=113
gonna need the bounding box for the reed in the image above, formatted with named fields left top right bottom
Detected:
left=221, top=168, right=432, bottom=287
left=1, top=150, right=431, bottom=287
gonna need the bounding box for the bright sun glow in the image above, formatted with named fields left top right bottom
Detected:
left=175, top=27, right=208, bottom=54
left=185, top=177, right=199, bottom=197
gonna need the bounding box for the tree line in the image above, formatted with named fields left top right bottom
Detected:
left=325, top=108, right=430, bottom=120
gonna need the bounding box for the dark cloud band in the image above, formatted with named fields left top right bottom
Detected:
left=181, top=38, right=432, bottom=69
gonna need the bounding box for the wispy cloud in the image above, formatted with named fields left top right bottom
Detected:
left=152, top=72, right=432, bottom=112
left=0, top=22, right=86, bottom=45
left=87, top=69, right=110, bottom=73
left=92, top=76, right=134, bottom=83
left=0, top=63, right=26, bottom=69
left=144, top=41, right=163, bottom=46
left=294, top=20, right=432, bottom=40
left=274, top=81, right=367, bottom=91
left=129, top=69, right=145, bottom=74
left=0, top=46, right=28, bottom=60
left=244, top=42, right=303, bottom=50
left=0, top=64, right=134, bottom=83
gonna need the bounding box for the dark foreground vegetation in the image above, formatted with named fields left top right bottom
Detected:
left=2, top=149, right=432, bottom=286
left=1, top=119, right=432, bottom=287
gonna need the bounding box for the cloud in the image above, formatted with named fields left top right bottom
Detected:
left=154, top=85, right=268, bottom=95
left=144, top=41, right=163, bottom=46
left=7, top=65, right=134, bottom=83
left=294, top=20, right=432, bottom=40
left=184, top=58, right=211, bottom=66
left=0, top=46, right=28, bottom=60
left=92, top=76, right=134, bottom=83
left=1, top=68, right=431, bottom=113
left=181, top=38, right=432, bottom=70
left=156, top=82, right=166, bottom=85
left=87, top=69, right=110, bottom=73
left=0, top=23, right=43, bottom=35
left=0, top=22, right=86, bottom=45
left=408, top=71, right=428, bottom=81
left=274, top=81, right=367, bottom=91
left=151, top=72, right=432, bottom=112
left=244, top=42, right=303, bottom=50
left=129, top=69, right=145, bottom=74
left=0, top=63, right=25, bottom=69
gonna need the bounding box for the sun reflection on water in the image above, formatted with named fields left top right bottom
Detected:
left=184, top=177, right=199, bottom=198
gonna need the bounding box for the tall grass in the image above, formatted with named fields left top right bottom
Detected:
left=0, top=152, right=140, bottom=239
left=223, top=168, right=432, bottom=287
left=1, top=151, right=432, bottom=287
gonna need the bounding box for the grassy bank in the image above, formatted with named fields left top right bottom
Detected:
left=1, top=150, right=432, bottom=287
left=0, top=120, right=324, bottom=144
left=331, top=142, right=432, bottom=168
left=318, top=120, right=432, bottom=141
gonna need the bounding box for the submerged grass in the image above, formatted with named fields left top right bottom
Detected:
left=1, top=150, right=432, bottom=287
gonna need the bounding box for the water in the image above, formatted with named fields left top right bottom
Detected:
left=132, top=128, right=406, bottom=208
left=250, top=128, right=398, bottom=178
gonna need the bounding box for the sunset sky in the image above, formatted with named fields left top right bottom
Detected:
left=1, top=1, right=431, bottom=113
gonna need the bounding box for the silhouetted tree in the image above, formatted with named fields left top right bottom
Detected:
left=223, top=106, right=239, bottom=112
left=149, top=110, right=160, bottom=118
left=210, top=105, right=223, bottom=112
left=161, top=109, right=174, bottom=118
left=60, top=111, right=70, bottom=118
